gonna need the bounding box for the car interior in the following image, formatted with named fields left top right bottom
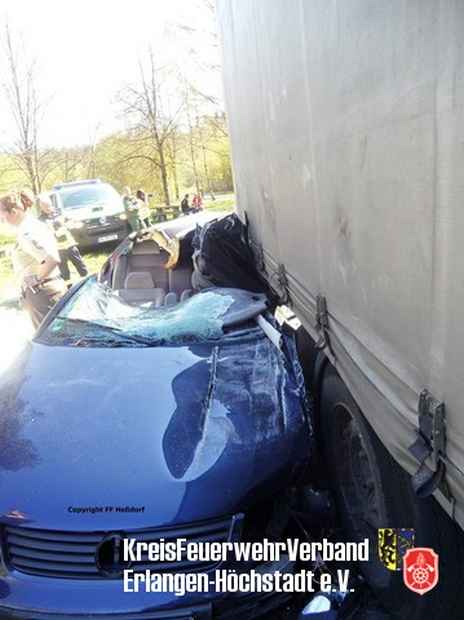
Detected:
left=111, top=238, right=195, bottom=307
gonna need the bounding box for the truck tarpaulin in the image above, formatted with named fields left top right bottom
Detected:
left=217, top=0, right=464, bottom=528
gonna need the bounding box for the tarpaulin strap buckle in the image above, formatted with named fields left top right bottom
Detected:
left=409, top=390, right=453, bottom=503
left=275, top=263, right=290, bottom=304
left=315, top=295, right=334, bottom=358
left=244, top=211, right=265, bottom=271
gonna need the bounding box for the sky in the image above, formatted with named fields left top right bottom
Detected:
left=0, top=0, right=223, bottom=148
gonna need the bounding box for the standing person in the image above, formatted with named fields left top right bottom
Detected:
left=181, top=193, right=190, bottom=214
left=136, top=188, right=151, bottom=227
left=0, top=191, right=66, bottom=329
left=122, top=186, right=142, bottom=232
left=36, top=193, right=88, bottom=284
left=192, top=193, right=204, bottom=212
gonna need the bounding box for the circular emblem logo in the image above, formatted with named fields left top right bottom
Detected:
left=95, top=533, right=131, bottom=577
left=99, top=216, right=106, bottom=225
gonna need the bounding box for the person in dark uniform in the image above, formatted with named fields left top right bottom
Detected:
left=36, top=193, right=88, bottom=283
left=0, top=191, right=66, bottom=328
left=181, top=194, right=190, bottom=214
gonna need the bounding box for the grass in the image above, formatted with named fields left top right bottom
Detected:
left=79, top=249, right=109, bottom=276
left=0, top=233, right=15, bottom=247
left=204, top=194, right=235, bottom=212
left=149, top=193, right=235, bottom=215
left=0, top=255, right=15, bottom=296
left=0, top=247, right=109, bottom=298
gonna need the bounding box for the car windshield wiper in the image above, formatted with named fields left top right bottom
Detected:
left=52, top=316, right=156, bottom=346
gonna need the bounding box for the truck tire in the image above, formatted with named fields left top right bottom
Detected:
left=319, top=368, right=464, bottom=620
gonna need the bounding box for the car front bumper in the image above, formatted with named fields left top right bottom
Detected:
left=0, top=558, right=293, bottom=619
left=70, top=220, right=130, bottom=248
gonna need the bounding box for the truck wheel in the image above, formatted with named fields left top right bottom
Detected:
left=319, top=368, right=463, bottom=619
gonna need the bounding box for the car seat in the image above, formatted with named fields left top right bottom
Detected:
left=119, top=272, right=166, bottom=305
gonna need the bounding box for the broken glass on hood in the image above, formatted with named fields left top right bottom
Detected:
left=39, top=277, right=269, bottom=347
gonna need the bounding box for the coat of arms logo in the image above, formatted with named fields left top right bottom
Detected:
left=403, top=547, right=439, bottom=595
left=378, top=528, right=415, bottom=571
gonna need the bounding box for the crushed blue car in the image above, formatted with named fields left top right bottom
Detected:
left=0, top=213, right=314, bottom=619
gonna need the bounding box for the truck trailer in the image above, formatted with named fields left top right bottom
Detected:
left=216, top=1, right=464, bottom=618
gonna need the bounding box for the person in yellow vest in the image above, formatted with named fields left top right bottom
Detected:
left=136, top=188, right=151, bottom=227
left=36, top=193, right=88, bottom=283
left=122, top=186, right=142, bottom=232
left=0, top=191, right=66, bottom=328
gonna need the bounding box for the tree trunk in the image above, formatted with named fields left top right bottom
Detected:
left=170, top=134, right=180, bottom=201
left=172, top=160, right=180, bottom=201
left=196, top=114, right=214, bottom=198
left=88, top=145, right=96, bottom=178
left=64, top=152, right=70, bottom=182
left=201, top=141, right=214, bottom=198
left=25, top=153, right=39, bottom=195
left=186, top=102, right=200, bottom=195
left=157, top=141, right=170, bottom=206
left=189, top=132, right=200, bottom=195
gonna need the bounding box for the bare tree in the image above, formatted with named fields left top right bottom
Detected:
left=118, top=50, right=184, bottom=206
left=1, top=22, right=48, bottom=194
left=85, top=122, right=102, bottom=179
left=184, top=84, right=201, bottom=196
left=167, top=0, right=223, bottom=107
left=166, top=132, right=180, bottom=201
left=195, top=110, right=215, bottom=199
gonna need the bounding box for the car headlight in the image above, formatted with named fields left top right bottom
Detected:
left=119, top=213, right=127, bottom=220
left=67, top=220, right=84, bottom=230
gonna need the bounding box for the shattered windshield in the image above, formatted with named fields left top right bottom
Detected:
left=37, top=278, right=241, bottom=347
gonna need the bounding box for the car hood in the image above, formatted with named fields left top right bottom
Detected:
left=64, top=202, right=124, bottom=221
left=0, top=337, right=309, bottom=530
